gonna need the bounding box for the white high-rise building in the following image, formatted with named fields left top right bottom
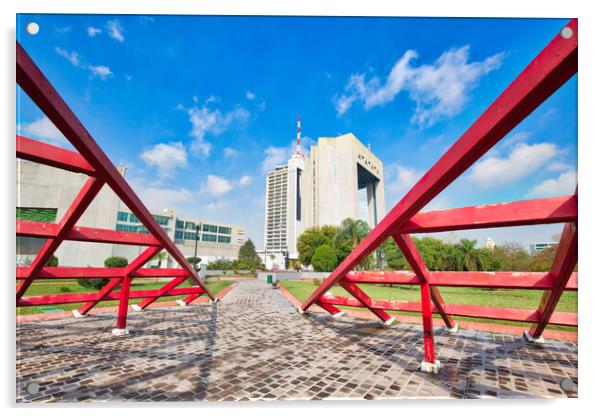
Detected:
left=263, top=130, right=385, bottom=266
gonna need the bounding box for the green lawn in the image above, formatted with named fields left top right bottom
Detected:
left=17, top=280, right=233, bottom=315
left=280, top=280, right=577, bottom=331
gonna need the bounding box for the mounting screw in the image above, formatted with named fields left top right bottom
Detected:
left=26, top=22, right=40, bottom=36
left=560, top=26, right=573, bottom=39
left=26, top=382, right=40, bottom=395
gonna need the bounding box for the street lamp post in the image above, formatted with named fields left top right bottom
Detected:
left=193, top=224, right=200, bottom=271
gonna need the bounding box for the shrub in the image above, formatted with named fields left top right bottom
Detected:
left=311, top=244, right=339, bottom=272
left=45, top=255, right=58, bottom=267
left=77, top=257, right=128, bottom=290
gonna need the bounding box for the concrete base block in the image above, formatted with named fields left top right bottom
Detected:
left=420, top=360, right=441, bottom=374
left=71, top=310, right=87, bottom=318
left=382, top=317, right=396, bottom=326
left=210, top=298, right=219, bottom=304
left=176, top=300, right=187, bottom=307
left=131, top=305, right=143, bottom=312
left=447, top=323, right=459, bottom=334
left=112, top=328, right=129, bottom=336
left=333, top=311, right=346, bottom=318
left=523, top=330, right=545, bottom=345
left=297, top=306, right=307, bottom=314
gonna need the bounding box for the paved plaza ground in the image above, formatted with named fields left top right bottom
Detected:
left=16, top=279, right=578, bottom=402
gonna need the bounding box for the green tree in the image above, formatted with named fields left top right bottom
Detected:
left=453, top=239, right=487, bottom=271
left=333, top=218, right=370, bottom=265
left=153, top=250, right=169, bottom=268
left=45, top=255, right=58, bottom=267
left=186, top=256, right=202, bottom=268
left=494, top=243, right=531, bottom=271
left=528, top=246, right=557, bottom=272
left=238, top=239, right=261, bottom=269
left=311, top=244, right=339, bottom=272
left=78, top=256, right=128, bottom=290
left=297, top=225, right=336, bottom=267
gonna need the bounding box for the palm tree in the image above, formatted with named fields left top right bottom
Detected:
left=334, top=218, right=370, bottom=249
left=334, top=218, right=371, bottom=270
left=153, top=250, right=169, bottom=268
left=453, top=239, right=486, bottom=271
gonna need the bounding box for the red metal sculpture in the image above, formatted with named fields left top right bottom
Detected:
left=301, top=19, right=578, bottom=373
left=16, top=42, right=215, bottom=335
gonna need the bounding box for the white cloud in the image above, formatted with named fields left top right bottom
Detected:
left=55, top=46, right=113, bottom=80
left=529, top=171, right=577, bottom=197
left=18, top=116, right=69, bottom=147
left=386, top=163, right=423, bottom=199
left=334, top=46, right=504, bottom=126
left=223, top=147, right=238, bottom=158
left=106, top=19, right=125, bottom=42
left=87, top=26, right=101, bottom=37
left=129, top=178, right=194, bottom=211
left=239, top=175, right=252, bottom=186
left=246, top=91, right=256, bottom=100
left=262, top=146, right=289, bottom=173
left=201, top=175, right=232, bottom=197
left=55, top=47, right=80, bottom=66
left=87, top=65, right=113, bottom=79
left=467, top=142, right=559, bottom=188
left=547, top=161, right=572, bottom=172
left=140, top=142, right=187, bottom=179
left=186, top=103, right=250, bottom=157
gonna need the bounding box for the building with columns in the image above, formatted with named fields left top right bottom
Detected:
left=263, top=131, right=385, bottom=268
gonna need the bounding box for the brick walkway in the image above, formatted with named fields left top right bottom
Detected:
left=16, top=279, right=578, bottom=402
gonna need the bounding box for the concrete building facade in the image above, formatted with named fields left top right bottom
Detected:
left=16, top=160, right=246, bottom=268
left=263, top=133, right=385, bottom=266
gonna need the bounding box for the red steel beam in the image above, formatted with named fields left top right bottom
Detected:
left=343, top=271, right=578, bottom=290
left=77, top=247, right=160, bottom=316
left=393, top=234, right=448, bottom=363
left=319, top=296, right=577, bottom=326
left=17, top=220, right=161, bottom=247
left=316, top=300, right=344, bottom=315
left=136, top=276, right=191, bottom=310
left=393, top=234, right=455, bottom=329
left=17, top=41, right=214, bottom=301
left=339, top=281, right=393, bottom=323
left=180, top=293, right=202, bottom=305
left=301, top=19, right=578, bottom=311
left=16, top=266, right=190, bottom=279
left=398, top=195, right=576, bottom=234
left=18, top=287, right=204, bottom=307
left=529, top=221, right=578, bottom=338
left=16, top=135, right=96, bottom=176
left=117, top=246, right=162, bottom=329
left=16, top=177, right=105, bottom=299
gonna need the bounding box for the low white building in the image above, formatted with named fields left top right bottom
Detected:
left=16, top=160, right=246, bottom=267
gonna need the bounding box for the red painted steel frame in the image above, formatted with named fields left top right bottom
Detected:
left=16, top=42, right=216, bottom=332
left=302, top=19, right=578, bottom=366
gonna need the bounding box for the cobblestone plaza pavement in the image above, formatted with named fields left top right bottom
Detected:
left=16, top=279, right=578, bottom=402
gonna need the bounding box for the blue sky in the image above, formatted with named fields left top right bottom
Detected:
left=16, top=15, right=577, bottom=249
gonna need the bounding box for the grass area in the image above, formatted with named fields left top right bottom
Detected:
left=280, top=280, right=577, bottom=331
left=17, top=280, right=233, bottom=316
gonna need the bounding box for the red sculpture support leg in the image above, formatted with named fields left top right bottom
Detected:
left=526, top=221, right=578, bottom=342
left=339, top=281, right=394, bottom=324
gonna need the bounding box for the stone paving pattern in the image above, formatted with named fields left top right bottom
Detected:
left=16, top=279, right=578, bottom=402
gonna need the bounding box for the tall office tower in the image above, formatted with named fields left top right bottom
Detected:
left=263, top=122, right=385, bottom=263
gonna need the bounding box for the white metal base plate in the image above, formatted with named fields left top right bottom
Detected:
left=523, top=330, right=545, bottom=344
left=420, top=360, right=441, bottom=374
left=112, top=328, right=129, bottom=336
left=71, top=310, right=86, bottom=318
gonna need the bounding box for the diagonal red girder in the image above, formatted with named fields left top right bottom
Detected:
left=16, top=177, right=105, bottom=300
left=301, top=18, right=577, bottom=312
left=17, top=41, right=214, bottom=302
left=392, top=234, right=455, bottom=329
left=76, top=247, right=160, bottom=316
left=136, top=276, right=192, bottom=310
left=529, top=220, right=578, bottom=338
